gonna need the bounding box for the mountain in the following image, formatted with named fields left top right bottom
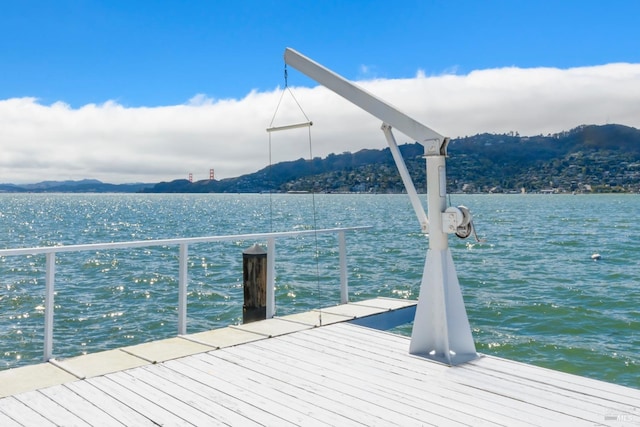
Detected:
left=4, top=124, right=640, bottom=194
left=0, top=179, right=154, bottom=193
left=144, top=124, right=640, bottom=194
left=19, top=179, right=104, bottom=190
left=445, top=124, right=640, bottom=193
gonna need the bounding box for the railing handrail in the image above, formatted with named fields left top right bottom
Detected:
left=0, top=226, right=370, bottom=362
left=0, top=226, right=370, bottom=256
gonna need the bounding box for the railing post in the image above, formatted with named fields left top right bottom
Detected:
left=266, top=237, right=276, bottom=318
left=338, top=231, right=348, bottom=304
left=178, top=243, right=188, bottom=335
left=44, top=252, right=55, bottom=361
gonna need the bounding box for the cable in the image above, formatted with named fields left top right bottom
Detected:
left=267, top=63, right=322, bottom=324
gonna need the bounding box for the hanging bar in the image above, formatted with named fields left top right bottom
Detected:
left=266, top=121, right=313, bottom=133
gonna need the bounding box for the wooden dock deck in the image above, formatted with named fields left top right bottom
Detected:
left=1, top=297, right=638, bottom=426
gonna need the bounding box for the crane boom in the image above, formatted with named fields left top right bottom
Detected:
left=284, top=48, right=445, bottom=147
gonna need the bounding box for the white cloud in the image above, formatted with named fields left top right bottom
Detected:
left=1, top=63, right=639, bottom=184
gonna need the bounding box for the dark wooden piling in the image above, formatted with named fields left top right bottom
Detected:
left=243, top=244, right=267, bottom=324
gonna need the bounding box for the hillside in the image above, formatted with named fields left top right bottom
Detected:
left=0, top=180, right=154, bottom=193
left=143, top=124, right=640, bottom=194
left=3, top=124, right=639, bottom=194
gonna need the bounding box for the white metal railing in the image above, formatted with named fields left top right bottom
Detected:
left=0, top=226, right=369, bottom=362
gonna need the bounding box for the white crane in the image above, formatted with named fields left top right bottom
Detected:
left=284, top=48, right=478, bottom=365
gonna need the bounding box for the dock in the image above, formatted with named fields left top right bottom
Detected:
left=1, top=297, right=638, bottom=426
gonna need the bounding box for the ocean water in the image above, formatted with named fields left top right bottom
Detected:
left=0, top=193, right=638, bottom=389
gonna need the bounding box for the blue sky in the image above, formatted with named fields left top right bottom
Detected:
left=1, top=1, right=640, bottom=183
left=3, top=0, right=638, bottom=107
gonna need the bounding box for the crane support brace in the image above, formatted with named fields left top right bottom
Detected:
left=382, top=124, right=429, bottom=233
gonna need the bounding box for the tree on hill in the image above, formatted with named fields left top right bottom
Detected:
left=137, top=124, right=640, bottom=194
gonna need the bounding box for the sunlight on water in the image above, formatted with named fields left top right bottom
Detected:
left=0, top=193, right=638, bottom=389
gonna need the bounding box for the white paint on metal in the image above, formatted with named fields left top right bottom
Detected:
left=409, top=153, right=477, bottom=363
left=44, top=253, right=55, bottom=362
left=284, top=48, right=444, bottom=145
left=266, top=121, right=313, bottom=132
left=442, top=206, right=464, bottom=234
left=266, top=237, right=276, bottom=318
left=0, top=226, right=368, bottom=257
left=409, top=249, right=478, bottom=365
left=283, top=47, right=477, bottom=364
left=382, top=123, right=429, bottom=233
left=178, top=243, right=188, bottom=335
left=338, top=231, right=348, bottom=304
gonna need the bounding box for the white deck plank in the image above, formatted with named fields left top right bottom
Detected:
left=261, top=329, right=554, bottom=426
left=203, top=342, right=468, bottom=426
left=0, top=410, right=22, bottom=427
left=144, top=362, right=288, bottom=426
left=307, top=324, right=611, bottom=424
left=37, top=386, right=120, bottom=426
left=469, top=354, right=640, bottom=406
left=163, top=358, right=299, bottom=427
left=322, top=337, right=565, bottom=425
left=87, top=375, right=195, bottom=426
left=209, top=346, right=459, bottom=426
left=38, top=383, right=133, bottom=427
left=0, top=396, right=57, bottom=427
left=312, top=325, right=640, bottom=424
left=63, top=380, right=157, bottom=427
left=287, top=326, right=561, bottom=419
left=230, top=332, right=532, bottom=426
left=14, top=389, right=91, bottom=427
left=1, top=298, right=637, bottom=426
left=446, top=357, right=631, bottom=420
left=458, top=358, right=640, bottom=417
left=128, top=364, right=265, bottom=426
left=105, top=370, right=223, bottom=426
left=184, top=351, right=400, bottom=427
left=174, top=355, right=367, bottom=426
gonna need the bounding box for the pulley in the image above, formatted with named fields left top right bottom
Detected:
left=442, top=205, right=482, bottom=242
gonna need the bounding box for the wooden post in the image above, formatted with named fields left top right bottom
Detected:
left=243, top=244, right=267, bottom=323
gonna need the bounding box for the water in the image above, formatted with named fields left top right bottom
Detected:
left=0, top=193, right=638, bottom=389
